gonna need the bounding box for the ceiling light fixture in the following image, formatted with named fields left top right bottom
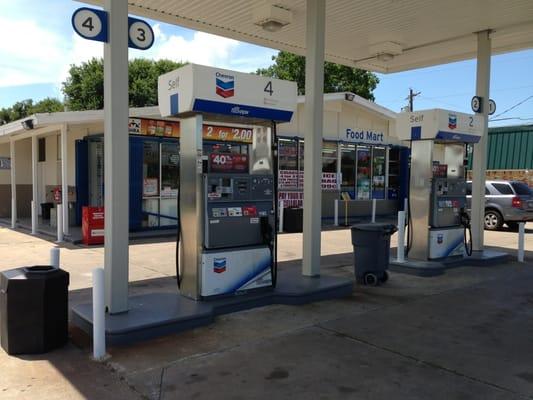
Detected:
left=369, top=41, right=403, bottom=63
left=253, top=4, right=292, bottom=32
left=376, top=53, right=394, bottom=62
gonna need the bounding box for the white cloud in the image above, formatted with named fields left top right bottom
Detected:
left=0, top=17, right=276, bottom=90
left=0, top=16, right=66, bottom=86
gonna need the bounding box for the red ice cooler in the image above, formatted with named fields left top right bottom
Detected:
left=82, top=207, right=104, bottom=245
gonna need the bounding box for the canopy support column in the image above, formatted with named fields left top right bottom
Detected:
left=61, top=124, right=69, bottom=236
left=302, top=0, right=325, bottom=277
left=471, top=30, right=491, bottom=251
left=10, top=140, right=16, bottom=229
left=103, top=0, right=129, bottom=313
left=31, top=135, right=38, bottom=235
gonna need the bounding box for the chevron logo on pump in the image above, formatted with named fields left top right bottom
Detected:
left=213, top=257, right=227, bottom=273
left=215, top=72, right=235, bottom=98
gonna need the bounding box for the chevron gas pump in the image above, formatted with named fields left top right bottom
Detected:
left=397, top=109, right=483, bottom=261
left=158, top=64, right=297, bottom=300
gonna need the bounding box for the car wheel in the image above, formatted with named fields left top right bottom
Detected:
left=506, top=222, right=519, bottom=231
left=484, top=210, right=503, bottom=231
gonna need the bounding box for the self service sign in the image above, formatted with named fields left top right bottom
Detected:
left=158, top=64, right=297, bottom=123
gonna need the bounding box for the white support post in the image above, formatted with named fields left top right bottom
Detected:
left=56, top=204, right=63, bottom=243
left=92, top=267, right=106, bottom=361
left=471, top=30, right=491, bottom=252
left=396, top=211, right=406, bottom=263
left=61, top=124, right=69, bottom=236
left=518, top=222, right=525, bottom=263
left=50, top=247, right=60, bottom=269
left=371, top=199, right=377, bottom=223
left=10, top=140, right=16, bottom=229
left=31, top=135, right=38, bottom=235
left=302, top=0, right=325, bottom=277
left=334, top=199, right=339, bottom=226
left=103, top=0, right=129, bottom=313
left=279, top=200, right=284, bottom=233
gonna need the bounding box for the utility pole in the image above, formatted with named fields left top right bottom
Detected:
left=406, top=88, right=421, bottom=112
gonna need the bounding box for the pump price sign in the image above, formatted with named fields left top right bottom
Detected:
left=209, top=153, right=249, bottom=173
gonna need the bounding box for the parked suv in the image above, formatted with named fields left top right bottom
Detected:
left=466, top=180, right=533, bottom=230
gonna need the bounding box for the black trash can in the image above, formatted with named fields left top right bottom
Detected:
left=351, top=223, right=397, bottom=286
left=283, top=208, right=303, bottom=233
left=0, top=266, right=69, bottom=355
left=40, top=202, right=54, bottom=220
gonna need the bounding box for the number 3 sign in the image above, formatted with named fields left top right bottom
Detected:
left=72, top=7, right=154, bottom=50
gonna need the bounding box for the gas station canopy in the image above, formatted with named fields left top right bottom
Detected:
left=84, top=0, right=533, bottom=72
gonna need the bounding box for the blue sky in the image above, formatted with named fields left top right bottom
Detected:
left=1, top=0, right=532, bottom=127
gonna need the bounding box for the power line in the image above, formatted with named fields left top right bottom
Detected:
left=489, top=116, right=533, bottom=122
left=489, top=95, right=533, bottom=120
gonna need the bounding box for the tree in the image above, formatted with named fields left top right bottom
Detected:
left=0, top=98, right=63, bottom=124
left=30, top=98, right=63, bottom=114
left=62, top=58, right=187, bottom=111
left=256, top=51, right=379, bottom=100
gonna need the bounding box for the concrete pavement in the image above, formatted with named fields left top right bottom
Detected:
left=0, top=224, right=531, bottom=399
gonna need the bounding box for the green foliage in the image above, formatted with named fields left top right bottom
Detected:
left=29, top=98, right=63, bottom=114
left=61, top=58, right=187, bottom=111
left=256, top=51, right=379, bottom=100
left=62, top=58, right=104, bottom=111
left=0, top=98, right=63, bottom=124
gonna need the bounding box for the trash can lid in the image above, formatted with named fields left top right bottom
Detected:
left=350, top=223, right=398, bottom=233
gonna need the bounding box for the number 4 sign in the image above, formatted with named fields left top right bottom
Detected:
left=72, top=7, right=154, bottom=50
left=72, top=7, right=108, bottom=43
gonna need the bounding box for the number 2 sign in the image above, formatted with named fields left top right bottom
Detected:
left=72, top=7, right=154, bottom=50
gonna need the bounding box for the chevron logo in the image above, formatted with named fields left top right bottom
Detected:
left=215, top=72, right=235, bottom=98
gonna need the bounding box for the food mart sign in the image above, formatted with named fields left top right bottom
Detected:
left=344, top=128, right=385, bottom=144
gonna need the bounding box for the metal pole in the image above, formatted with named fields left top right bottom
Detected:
left=92, top=267, right=106, bottom=361
left=279, top=200, right=284, bottom=233
left=471, top=30, right=491, bottom=252
left=302, top=0, right=325, bottom=277
left=518, top=222, right=525, bottom=263
left=56, top=204, right=63, bottom=243
left=396, top=211, right=405, bottom=263
left=31, top=135, right=38, bottom=235
left=10, top=140, right=16, bottom=229
left=334, top=199, right=339, bottom=226
left=103, top=0, right=129, bottom=313
left=371, top=198, right=376, bottom=223
left=344, top=200, right=348, bottom=226
left=50, top=248, right=60, bottom=269
left=61, top=124, right=69, bottom=236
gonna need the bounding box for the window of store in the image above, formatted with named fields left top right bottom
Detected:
left=160, top=142, right=179, bottom=226
left=341, top=144, right=356, bottom=197
left=142, top=141, right=160, bottom=228
left=322, top=141, right=337, bottom=173
left=278, top=139, right=298, bottom=170
left=356, top=146, right=371, bottom=199
left=372, top=147, right=386, bottom=199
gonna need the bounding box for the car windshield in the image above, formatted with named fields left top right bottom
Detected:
left=511, top=182, right=533, bottom=196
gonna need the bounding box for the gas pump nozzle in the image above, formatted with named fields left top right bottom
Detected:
left=460, top=208, right=473, bottom=256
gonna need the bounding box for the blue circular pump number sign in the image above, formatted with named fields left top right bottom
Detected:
left=128, top=18, right=154, bottom=50
left=72, top=8, right=108, bottom=42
